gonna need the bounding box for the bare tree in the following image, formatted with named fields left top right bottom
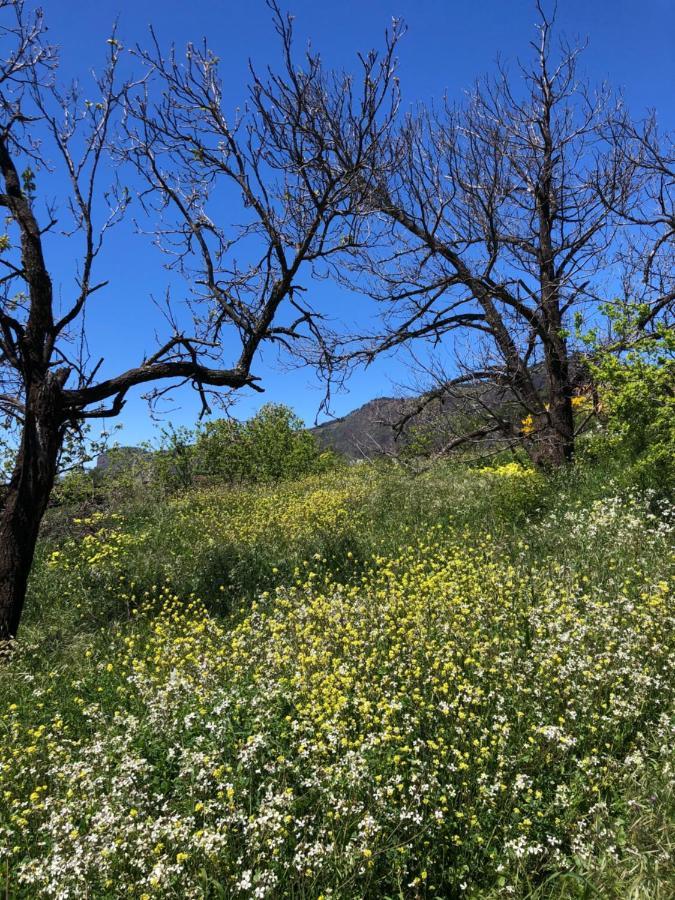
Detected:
left=602, top=111, right=675, bottom=344
left=0, top=0, right=397, bottom=641
left=311, top=3, right=641, bottom=467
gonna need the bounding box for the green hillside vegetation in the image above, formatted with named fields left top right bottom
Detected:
left=1, top=367, right=673, bottom=898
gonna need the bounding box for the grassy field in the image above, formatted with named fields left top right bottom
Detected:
left=1, top=455, right=673, bottom=897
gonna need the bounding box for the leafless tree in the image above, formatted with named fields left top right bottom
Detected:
left=0, top=0, right=397, bottom=641
left=601, top=111, right=675, bottom=344
left=310, top=3, right=645, bottom=467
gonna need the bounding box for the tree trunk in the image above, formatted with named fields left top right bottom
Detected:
left=0, top=379, right=63, bottom=642
left=546, top=390, right=575, bottom=466
left=529, top=406, right=574, bottom=469
left=527, top=353, right=575, bottom=470
left=544, top=334, right=575, bottom=467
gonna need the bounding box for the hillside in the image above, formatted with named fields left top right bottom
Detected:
left=311, top=359, right=592, bottom=459
left=2, top=452, right=673, bottom=898
left=311, top=396, right=415, bottom=458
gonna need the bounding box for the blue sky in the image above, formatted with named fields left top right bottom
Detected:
left=39, top=0, right=675, bottom=444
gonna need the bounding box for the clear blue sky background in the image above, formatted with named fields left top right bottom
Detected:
left=40, top=0, right=675, bottom=444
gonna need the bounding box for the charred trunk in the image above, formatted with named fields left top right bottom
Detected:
left=0, top=378, right=64, bottom=642
left=546, top=390, right=575, bottom=466
left=544, top=333, right=575, bottom=466
left=528, top=407, right=574, bottom=469
left=526, top=347, right=575, bottom=470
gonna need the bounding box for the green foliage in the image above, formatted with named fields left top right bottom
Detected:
left=52, top=466, right=98, bottom=507
left=54, top=405, right=339, bottom=506
left=20, top=166, right=36, bottom=198
left=194, top=403, right=337, bottom=484
left=150, top=425, right=197, bottom=493
left=591, top=305, right=674, bottom=489
left=142, top=404, right=339, bottom=493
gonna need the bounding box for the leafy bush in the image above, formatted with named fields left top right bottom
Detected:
left=193, top=403, right=338, bottom=484
left=138, top=404, right=339, bottom=495
left=591, top=309, right=675, bottom=490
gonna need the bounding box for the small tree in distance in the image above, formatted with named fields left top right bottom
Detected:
left=194, top=404, right=334, bottom=484
left=0, top=0, right=397, bottom=641
left=143, top=404, right=335, bottom=493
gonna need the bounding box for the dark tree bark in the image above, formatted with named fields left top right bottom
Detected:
left=0, top=377, right=65, bottom=638
left=0, top=24, right=65, bottom=639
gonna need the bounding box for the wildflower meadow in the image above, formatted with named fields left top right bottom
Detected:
left=1, top=456, right=673, bottom=898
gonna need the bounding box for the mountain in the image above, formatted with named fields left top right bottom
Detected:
left=95, top=446, right=151, bottom=477
left=310, top=393, right=462, bottom=460
left=311, top=357, right=593, bottom=460
left=311, top=397, right=411, bottom=459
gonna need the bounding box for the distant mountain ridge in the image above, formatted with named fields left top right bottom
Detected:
left=311, top=357, right=592, bottom=460
left=310, top=396, right=421, bottom=459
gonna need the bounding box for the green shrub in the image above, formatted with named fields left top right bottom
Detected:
left=137, top=404, right=340, bottom=495
left=594, top=326, right=674, bottom=491
left=193, top=403, right=339, bottom=483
